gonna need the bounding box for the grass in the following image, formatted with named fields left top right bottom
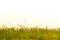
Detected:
left=0, top=25, right=60, bottom=40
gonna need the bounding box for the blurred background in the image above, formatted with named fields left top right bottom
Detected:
left=0, top=0, right=60, bottom=29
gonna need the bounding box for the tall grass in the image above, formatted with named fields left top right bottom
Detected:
left=0, top=25, right=60, bottom=40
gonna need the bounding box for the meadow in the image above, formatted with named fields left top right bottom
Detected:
left=0, top=25, right=60, bottom=40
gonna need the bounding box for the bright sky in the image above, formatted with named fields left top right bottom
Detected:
left=0, top=0, right=60, bottom=28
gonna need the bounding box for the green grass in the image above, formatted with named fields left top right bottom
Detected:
left=0, top=26, right=60, bottom=40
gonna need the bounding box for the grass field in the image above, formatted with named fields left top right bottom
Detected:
left=0, top=25, right=60, bottom=40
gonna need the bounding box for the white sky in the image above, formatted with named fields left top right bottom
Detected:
left=0, top=0, right=60, bottom=28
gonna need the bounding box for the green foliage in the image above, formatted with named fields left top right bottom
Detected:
left=0, top=26, right=60, bottom=40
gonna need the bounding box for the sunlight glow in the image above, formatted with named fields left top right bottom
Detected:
left=0, top=0, right=60, bottom=28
